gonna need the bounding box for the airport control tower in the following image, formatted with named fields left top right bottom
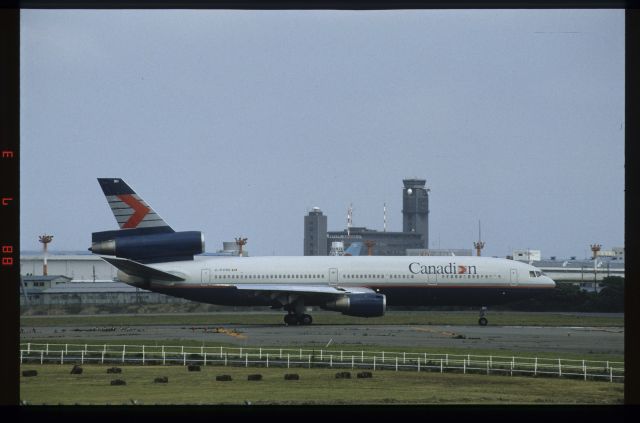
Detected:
left=402, top=178, right=429, bottom=249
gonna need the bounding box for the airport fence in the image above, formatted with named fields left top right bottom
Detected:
left=19, top=342, right=624, bottom=383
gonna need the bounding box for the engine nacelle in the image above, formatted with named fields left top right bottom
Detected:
left=90, top=231, right=204, bottom=262
left=322, top=293, right=386, bottom=317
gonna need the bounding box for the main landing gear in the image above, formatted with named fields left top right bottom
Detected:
left=284, top=313, right=313, bottom=326
left=478, top=306, right=488, bottom=326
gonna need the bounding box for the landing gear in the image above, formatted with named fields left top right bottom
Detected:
left=478, top=306, right=488, bottom=326
left=283, top=313, right=313, bottom=326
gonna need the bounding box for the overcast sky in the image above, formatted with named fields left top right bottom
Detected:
left=20, top=9, right=624, bottom=259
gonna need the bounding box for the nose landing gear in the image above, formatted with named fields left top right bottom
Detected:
left=478, top=306, right=488, bottom=326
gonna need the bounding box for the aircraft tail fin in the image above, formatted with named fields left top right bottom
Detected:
left=344, top=242, right=363, bottom=256
left=97, top=178, right=173, bottom=231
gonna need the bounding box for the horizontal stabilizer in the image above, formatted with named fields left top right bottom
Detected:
left=101, top=256, right=185, bottom=282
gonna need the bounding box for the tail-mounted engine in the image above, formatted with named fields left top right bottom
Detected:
left=90, top=229, right=204, bottom=263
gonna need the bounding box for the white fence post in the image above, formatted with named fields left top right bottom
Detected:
left=183, top=353, right=186, bottom=366
left=142, top=345, right=145, bottom=365
left=204, top=353, right=207, bottom=367
left=122, top=345, right=125, bottom=364
left=361, top=350, right=364, bottom=363
left=299, top=348, right=302, bottom=359
left=259, top=348, right=262, bottom=360
left=224, top=353, right=227, bottom=367
left=320, top=350, right=323, bottom=361
left=559, top=359, right=562, bottom=378
left=60, top=350, right=64, bottom=365
left=27, top=343, right=31, bottom=354
left=46, top=344, right=49, bottom=355
left=440, top=358, right=443, bottom=373
left=583, top=360, right=586, bottom=381
left=464, top=359, right=466, bottom=374
left=373, top=356, right=376, bottom=371
left=330, top=355, right=333, bottom=368
left=403, top=352, right=406, bottom=364
left=534, top=357, right=537, bottom=376
left=40, top=351, right=44, bottom=365
left=309, top=355, right=311, bottom=368
left=352, top=356, right=354, bottom=370
left=445, top=354, right=448, bottom=366
left=81, top=350, right=84, bottom=365
left=163, top=349, right=166, bottom=366
left=395, top=357, right=398, bottom=372
left=245, top=354, right=248, bottom=368
left=266, top=354, right=269, bottom=368
left=20, top=350, right=23, bottom=365
left=417, top=358, right=420, bottom=372
left=101, top=351, right=105, bottom=365
left=287, top=354, right=290, bottom=369
left=610, top=366, right=613, bottom=383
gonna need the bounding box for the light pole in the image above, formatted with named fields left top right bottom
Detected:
left=38, top=234, right=54, bottom=276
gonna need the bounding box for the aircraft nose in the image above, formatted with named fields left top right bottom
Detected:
left=545, top=276, right=556, bottom=288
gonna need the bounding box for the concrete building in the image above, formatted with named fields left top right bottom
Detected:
left=21, top=254, right=117, bottom=281
left=326, top=227, right=424, bottom=256
left=304, top=207, right=328, bottom=256
left=305, top=178, right=431, bottom=256
left=402, top=178, right=430, bottom=249
left=406, top=249, right=473, bottom=256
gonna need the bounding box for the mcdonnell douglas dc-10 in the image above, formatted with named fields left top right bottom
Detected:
left=91, top=178, right=556, bottom=326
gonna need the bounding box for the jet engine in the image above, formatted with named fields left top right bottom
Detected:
left=89, top=231, right=204, bottom=262
left=322, top=293, right=386, bottom=317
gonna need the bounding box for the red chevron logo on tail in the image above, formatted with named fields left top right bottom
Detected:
left=118, top=194, right=150, bottom=228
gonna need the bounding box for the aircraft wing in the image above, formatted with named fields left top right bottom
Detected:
left=234, top=284, right=375, bottom=295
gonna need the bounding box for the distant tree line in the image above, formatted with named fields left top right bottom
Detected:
left=498, top=276, right=624, bottom=312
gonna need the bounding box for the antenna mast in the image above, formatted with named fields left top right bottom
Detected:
left=473, top=220, right=485, bottom=256
left=383, top=202, right=387, bottom=232
left=347, top=203, right=353, bottom=237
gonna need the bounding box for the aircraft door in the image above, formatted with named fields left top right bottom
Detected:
left=510, top=269, right=518, bottom=286
left=427, top=273, right=437, bottom=286
left=201, top=269, right=211, bottom=283
left=329, top=268, right=338, bottom=286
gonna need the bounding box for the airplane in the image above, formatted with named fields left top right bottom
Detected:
left=90, top=178, right=556, bottom=326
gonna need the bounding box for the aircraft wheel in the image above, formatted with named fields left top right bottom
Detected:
left=300, top=314, right=313, bottom=325
left=478, top=317, right=488, bottom=326
left=284, top=314, right=298, bottom=326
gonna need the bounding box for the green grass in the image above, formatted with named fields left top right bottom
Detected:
left=19, top=364, right=623, bottom=405
left=20, top=310, right=624, bottom=328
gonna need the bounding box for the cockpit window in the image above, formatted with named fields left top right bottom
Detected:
left=529, top=271, right=536, bottom=277
left=530, top=270, right=543, bottom=278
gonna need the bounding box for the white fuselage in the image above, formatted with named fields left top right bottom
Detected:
left=131, top=255, right=555, bottom=289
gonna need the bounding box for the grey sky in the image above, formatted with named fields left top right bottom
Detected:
left=20, top=9, right=625, bottom=259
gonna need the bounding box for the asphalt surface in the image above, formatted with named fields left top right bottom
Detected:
left=20, top=323, right=623, bottom=355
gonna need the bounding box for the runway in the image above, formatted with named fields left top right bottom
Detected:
left=21, top=323, right=623, bottom=355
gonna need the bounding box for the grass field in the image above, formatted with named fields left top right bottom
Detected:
left=19, top=310, right=624, bottom=328
left=19, top=364, right=624, bottom=405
